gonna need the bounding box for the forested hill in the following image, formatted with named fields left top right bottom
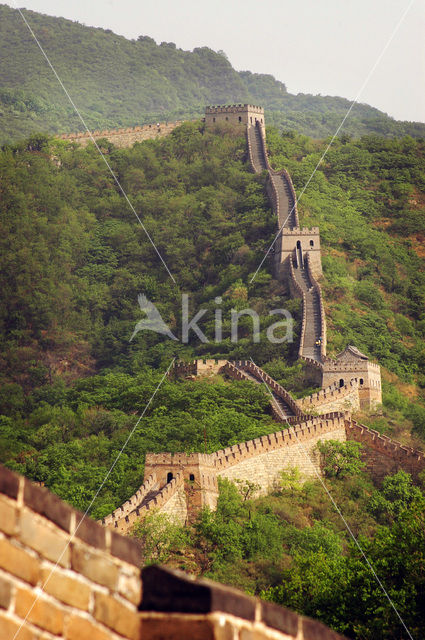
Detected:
left=1, top=3, right=425, bottom=143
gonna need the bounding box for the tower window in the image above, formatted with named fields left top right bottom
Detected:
left=238, top=116, right=242, bottom=122
left=360, top=378, right=364, bottom=385
left=213, top=117, right=216, bottom=122
left=167, top=472, right=173, bottom=483
left=339, top=378, right=344, bottom=388
left=310, top=240, right=314, bottom=247
left=225, top=116, right=228, bottom=121
left=189, top=473, right=195, bottom=482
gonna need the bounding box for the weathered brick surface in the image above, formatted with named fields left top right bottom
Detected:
left=75, top=512, right=106, bottom=550
left=20, top=510, right=70, bottom=567
left=0, top=537, right=40, bottom=585
left=110, top=531, right=142, bottom=567
left=24, top=480, right=73, bottom=532
left=66, top=614, right=112, bottom=640
left=93, top=591, right=141, bottom=639
left=0, top=575, right=12, bottom=609
left=117, top=567, right=142, bottom=606
left=261, top=600, right=298, bottom=636
left=0, top=466, right=20, bottom=499
left=40, top=567, right=91, bottom=610
left=15, top=587, right=64, bottom=635
left=0, top=611, right=38, bottom=640
left=0, top=495, right=18, bottom=535
left=140, top=615, right=216, bottom=640
left=71, top=544, right=119, bottom=589
left=141, top=565, right=256, bottom=620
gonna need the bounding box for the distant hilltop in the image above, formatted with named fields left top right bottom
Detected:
left=1, top=3, right=425, bottom=144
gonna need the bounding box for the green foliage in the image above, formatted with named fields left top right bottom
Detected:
left=316, top=440, right=365, bottom=479
left=0, top=5, right=424, bottom=143
left=145, top=472, right=425, bottom=638
left=367, top=470, right=423, bottom=524
left=131, top=512, right=190, bottom=564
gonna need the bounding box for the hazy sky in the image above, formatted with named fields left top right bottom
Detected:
left=10, top=0, right=425, bottom=122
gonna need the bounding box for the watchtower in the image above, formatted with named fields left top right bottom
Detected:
left=205, top=104, right=265, bottom=128
left=322, top=346, right=382, bottom=409
left=143, top=452, right=218, bottom=519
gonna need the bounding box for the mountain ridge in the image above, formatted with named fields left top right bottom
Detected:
left=1, top=3, right=425, bottom=143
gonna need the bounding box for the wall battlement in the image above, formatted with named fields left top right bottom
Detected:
left=206, top=104, right=264, bottom=114
left=58, top=120, right=186, bottom=148
left=205, top=104, right=264, bottom=128
left=101, top=410, right=425, bottom=532
left=348, top=420, right=425, bottom=481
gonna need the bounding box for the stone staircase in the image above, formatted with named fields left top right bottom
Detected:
left=231, top=361, right=298, bottom=419
left=270, top=172, right=297, bottom=229
left=292, top=259, right=322, bottom=362
left=247, top=123, right=268, bottom=172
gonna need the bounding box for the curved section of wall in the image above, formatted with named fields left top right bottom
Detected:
left=107, top=473, right=186, bottom=534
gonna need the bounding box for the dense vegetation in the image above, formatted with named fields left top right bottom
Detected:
left=135, top=455, right=425, bottom=639
left=1, top=120, right=425, bottom=518
left=1, top=4, right=425, bottom=143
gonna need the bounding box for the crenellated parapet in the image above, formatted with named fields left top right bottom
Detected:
left=297, top=379, right=361, bottom=413
left=347, top=420, right=425, bottom=481
left=205, top=104, right=264, bottom=128
left=58, top=120, right=186, bottom=148
left=101, top=473, right=159, bottom=528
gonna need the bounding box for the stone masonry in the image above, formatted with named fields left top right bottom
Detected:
left=205, top=104, right=265, bottom=128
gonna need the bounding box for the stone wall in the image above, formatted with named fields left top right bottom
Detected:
left=217, top=419, right=347, bottom=492
left=110, top=473, right=187, bottom=535
left=322, top=360, right=382, bottom=409
left=279, top=228, right=322, bottom=278
left=140, top=565, right=347, bottom=640
left=347, top=420, right=425, bottom=482
left=298, top=380, right=360, bottom=414
left=58, top=121, right=186, bottom=148
left=170, top=359, right=228, bottom=379
left=0, top=465, right=347, bottom=640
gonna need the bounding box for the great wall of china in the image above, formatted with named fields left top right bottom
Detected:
left=92, top=105, right=425, bottom=534
left=1, top=106, right=423, bottom=640
left=58, top=120, right=186, bottom=147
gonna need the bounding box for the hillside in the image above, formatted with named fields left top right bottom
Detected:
left=0, top=120, right=424, bottom=511
left=1, top=4, right=425, bottom=143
